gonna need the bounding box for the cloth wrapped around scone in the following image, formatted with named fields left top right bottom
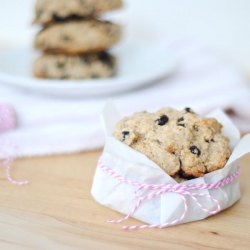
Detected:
left=91, top=101, right=250, bottom=228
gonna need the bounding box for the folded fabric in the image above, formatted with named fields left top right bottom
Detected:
left=0, top=37, right=250, bottom=157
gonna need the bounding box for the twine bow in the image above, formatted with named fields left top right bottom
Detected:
left=98, top=159, right=240, bottom=230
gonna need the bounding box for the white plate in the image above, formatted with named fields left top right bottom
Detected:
left=0, top=44, right=177, bottom=97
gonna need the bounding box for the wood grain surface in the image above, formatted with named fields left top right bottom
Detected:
left=0, top=150, right=250, bottom=250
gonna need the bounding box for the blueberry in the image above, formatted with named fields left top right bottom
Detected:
left=52, top=13, right=65, bottom=22
left=177, top=124, right=185, bottom=127
left=156, top=115, right=168, bottom=126
left=178, top=168, right=195, bottom=180
left=178, top=117, right=184, bottom=122
left=189, top=146, right=201, bottom=156
left=52, top=13, right=84, bottom=22
left=185, top=107, right=195, bottom=113
left=98, top=52, right=113, bottom=68
left=68, top=14, right=84, bottom=21
left=122, top=131, right=129, bottom=140
left=205, top=139, right=215, bottom=143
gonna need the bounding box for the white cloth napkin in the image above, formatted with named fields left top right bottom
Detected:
left=1, top=37, right=250, bottom=157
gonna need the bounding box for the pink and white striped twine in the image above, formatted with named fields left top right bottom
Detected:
left=98, top=159, right=240, bottom=230
left=0, top=141, right=28, bottom=186
left=0, top=104, right=27, bottom=185
left=0, top=104, right=16, bottom=133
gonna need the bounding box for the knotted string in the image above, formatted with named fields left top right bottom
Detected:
left=98, top=159, right=240, bottom=230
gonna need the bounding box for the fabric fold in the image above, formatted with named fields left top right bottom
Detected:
left=0, top=37, right=250, bottom=157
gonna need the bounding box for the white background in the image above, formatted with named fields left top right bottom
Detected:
left=0, top=0, right=250, bottom=74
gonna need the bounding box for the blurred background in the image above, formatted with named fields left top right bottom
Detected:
left=1, top=0, right=250, bottom=78
left=0, top=0, right=250, bottom=156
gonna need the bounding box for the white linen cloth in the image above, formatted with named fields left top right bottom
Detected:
left=1, top=37, right=250, bottom=157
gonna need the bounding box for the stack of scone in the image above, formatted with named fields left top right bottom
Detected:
left=33, top=0, right=122, bottom=79
left=114, top=107, right=231, bottom=182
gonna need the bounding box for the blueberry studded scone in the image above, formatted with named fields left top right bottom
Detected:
left=34, top=19, right=121, bottom=54
left=33, top=51, right=116, bottom=79
left=113, top=107, right=231, bottom=180
left=34, top=0, right=123, bottom=24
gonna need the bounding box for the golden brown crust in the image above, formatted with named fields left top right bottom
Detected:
left=113, top=107, right=231, bottom=178
left=42, top=47, right=110, bottom=55
left=34, top=20, right=121, bottom=54
left=33, top=52, right=116, bottom=79
left=34, top=0, right=123, bottom=25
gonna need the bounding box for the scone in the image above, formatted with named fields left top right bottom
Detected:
left=113, top=107, right=231, bottom=179
left=34, top=0, right=123, bottom=24
left=34, top=19, right=121, bottom=54
left=33, top=51, right=116, bottom=79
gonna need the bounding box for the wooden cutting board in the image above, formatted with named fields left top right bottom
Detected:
left=0, top=150, right=249, bottom=250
